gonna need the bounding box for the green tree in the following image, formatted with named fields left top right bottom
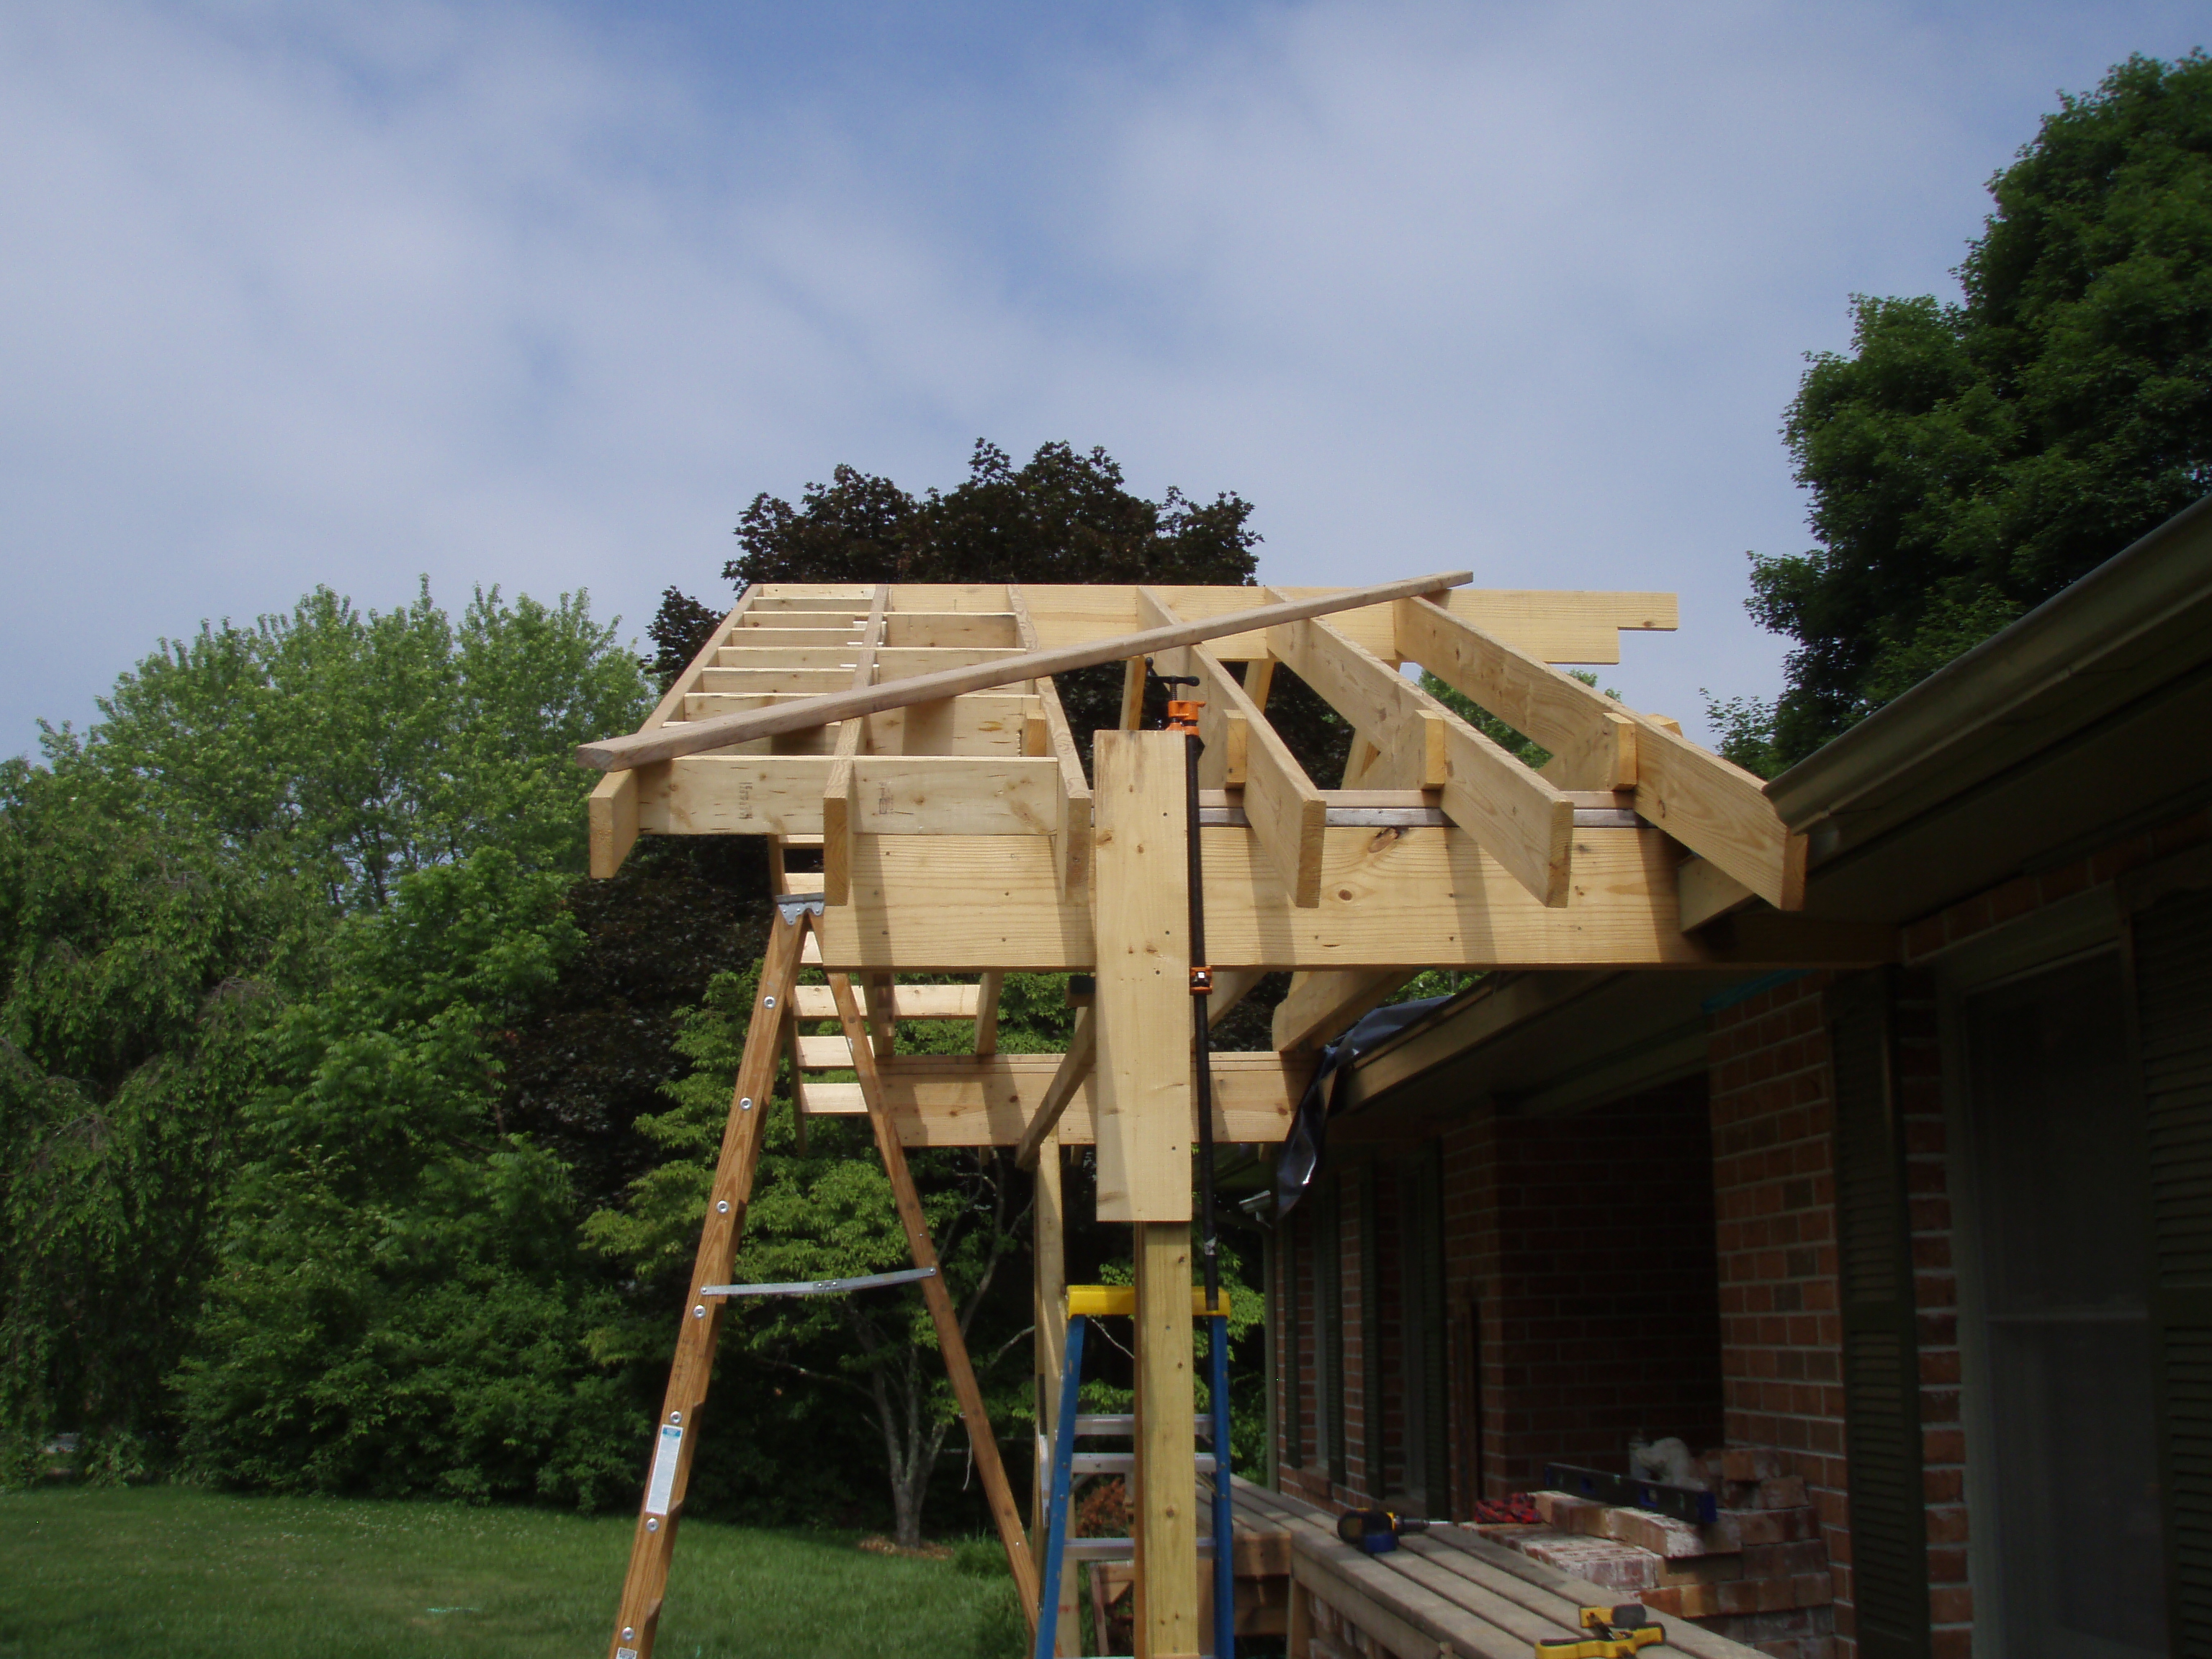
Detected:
left=175, top=850, right=637, bottom=1507
left=1741, top=51, right=2212, bottom=767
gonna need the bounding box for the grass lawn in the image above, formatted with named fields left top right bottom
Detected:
left=0, top=1487, right=1025, bottom=1659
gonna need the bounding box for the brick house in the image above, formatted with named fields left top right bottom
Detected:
left=1259, top=494, right=2212, bottom=1658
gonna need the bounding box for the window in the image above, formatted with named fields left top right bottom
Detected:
left=1963, top=950, right=2165, bottom=1658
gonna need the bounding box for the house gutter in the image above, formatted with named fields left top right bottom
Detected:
left=1765, top=493, right=2212, bottom=832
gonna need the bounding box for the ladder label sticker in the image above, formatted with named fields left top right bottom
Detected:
left=645, top=1424, right=683, bottom=1516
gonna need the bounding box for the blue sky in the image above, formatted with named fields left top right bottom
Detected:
left=3, top=1, right=2206, bottom=755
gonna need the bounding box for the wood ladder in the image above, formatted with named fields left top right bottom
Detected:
left=606, top=893, right=1040, bottom=1659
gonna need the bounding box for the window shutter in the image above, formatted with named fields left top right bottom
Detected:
left=1279, top=1218, right=1302, bottom=1470
left=1398, top=1146, right=1450, bottom=1516
left=2131, top=881, right=2212, bottom=1653
left=1828, top=971, right=1930, bottom=1659
left=1319, top=1177, right=1346, bottom=1487
left=1359, top=1164, right=1384, bottom=1493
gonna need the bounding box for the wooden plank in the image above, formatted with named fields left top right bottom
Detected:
left=794, top=1033, right=853, bottom=1070
left=643, top=755, right=1064, bottom=837
left=827, top=971, right=1040, bottom=1634
left=1272, top=969, right=1418, bottom=1053
left=1008, top=583, right=1095, bottom=898
left=1120, top=656, right=1146, bottom=729
left=1269, top=610, right=1571, bottom=906
left=1395, top=597, right=1806, bottom=909
left=790, top=983, right=980, bottom=1021
left=1419, top=1529, right=1761, bottom=1659
left=1290, top=1544, right=1520, bottom=1659
left=866, top=694, right=1033, bottom=755
left=1677, top=853, right=1755, bottom=930
left=974, top=971, right=1003, bottom=1056
left=580, top=572, right=1471, bottom=770
left=818, top=826, right=1717, bottom=971
left=588, top=768, right=642, bottom=880
left=1092, top=731, right=1196, bottom=1223
left=1140, top=588, right=1326, bottom=908
left=606, top=907, right=804, bottom=1659
left=786, top=1051, right=1300, bottom=1148
left=1537, top=710, right=1638, bottom=791
left=822, top=757, right=854, bottom=904
left=1135, top=1221, right=1201, bottom=1659
left=883, top=611, right=1020, bottom=649
left=1015, top=1006, right=1097, bottom=1169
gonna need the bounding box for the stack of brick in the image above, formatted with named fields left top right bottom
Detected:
left=1494, top=1452, right=1833, bottom=1659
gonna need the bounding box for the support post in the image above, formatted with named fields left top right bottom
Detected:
left=1135, top=1222, right=1200, bottom=1659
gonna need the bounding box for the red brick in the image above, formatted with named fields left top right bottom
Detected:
left=1794, top=1570, right=1835, bottom=1607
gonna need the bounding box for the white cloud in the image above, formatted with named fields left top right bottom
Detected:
left=1, top=0, right=2200, bottom=752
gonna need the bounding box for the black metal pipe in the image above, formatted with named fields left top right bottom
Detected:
left=1184, top=729, right=1220, bottom=1307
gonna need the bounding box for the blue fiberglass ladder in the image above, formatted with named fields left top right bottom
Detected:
left=1033, top=1285, right=1234, bottom=1659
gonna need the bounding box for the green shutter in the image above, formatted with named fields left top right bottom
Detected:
left=1280, top=1216, right=1302, bottom=1470
left=1829, top=971, right=1931, bottom=1659
left=2132, top=883, right=2212, bottom=1654
left=1319, top=1178, right=1346, bottom=1487
left=1359, top=1164, right=1384, bottom=1494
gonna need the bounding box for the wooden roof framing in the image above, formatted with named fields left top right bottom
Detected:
left=578, top=575, right=1869, bottom=1156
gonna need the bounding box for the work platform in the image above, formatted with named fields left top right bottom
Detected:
left=581, top=575, right=1870, bottom=1659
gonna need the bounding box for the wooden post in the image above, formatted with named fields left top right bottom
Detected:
left=606, top=907, right=807, bottom=1659
left=1135, top=1221, right=1200, bottom=1659
left=1093, top=730, right=1200, bottom=1657
left=827, top=972, right=1042, bottom=1632
left=1034, top=1134, right=1081, bottom=1656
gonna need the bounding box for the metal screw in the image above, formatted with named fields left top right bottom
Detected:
left=763, top=995, right=776, bottom=1009
left=622, top=1627, right=636, bottom=1642
left=646, top=1517, right=660, bottom=1532
left=669, top=1411, right=682, bottom=1425
left=716, top=1200, right=730, bottom=1214
left=693, top=1304, right=706, bottom=1318
left=739, top=1097, right=753, bottom=1111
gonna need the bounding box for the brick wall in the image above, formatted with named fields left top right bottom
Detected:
left=1439, top=1078, right=1725, bottom=1499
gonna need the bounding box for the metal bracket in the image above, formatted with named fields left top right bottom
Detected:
left=775, top=892, right=827, bottom=925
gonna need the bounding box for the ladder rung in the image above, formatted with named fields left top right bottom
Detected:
left=1071, top=1414, right=1215, bottom=1437
left=1071, top=1452, right=1217, bottom=1475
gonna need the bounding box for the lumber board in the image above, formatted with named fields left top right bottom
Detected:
left=1015, top=1006, right=1096, bottom=1169
left=865, top=693, right=1034, bottom=755
left=1269, top=608, right=1571, bottom=907
left=1092, top=731, right=1196, bottom=1223
left=1395, top=597, right=1806, bottom=909
left=816, top=825, right=1717, bottom=971
left=1141, top=588, right=1326, bottom=907
left=1135, top=1221, right=1201, bottom=1658
left=1272, top=969, right=1419, bottom=1053
left=1418, top=1530, right=1759, bottom=1659
left=974, top=971, right=1003, bottom=1056
left=827, top=972, right=1040, bottom=1632
left=640, top=755, right=1064, bottom=837
left=1007, top=583, right=1094, bottom=897
left=789, top=982, right=979, bottom=1021
left=1677, top=852, right=1756, bottom=930
left=793, top=1053, right=1306, bottom=1142
left=882, top=611, right=1020, bottom=648
left=578, top=572, right=1472, bottom=770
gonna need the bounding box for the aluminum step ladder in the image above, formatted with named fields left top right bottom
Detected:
left=1033, top=1285, right=1234, bottom=1659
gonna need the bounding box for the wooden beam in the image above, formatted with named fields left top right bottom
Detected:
left=1092, top=732, right=1195, bottom=1223
left=1677, top=854, right=1755, bottom=930
left=817, top=587, right=884, bottom=904
left=1395, top=596, right=1807, bottom=910
left=579, top=572, right=1470, bottom=771
left=1120, top=656, right=1146, bottom=729
left=827, top=973, right=1040, bottom=1632
left=1272, top=969, right=1418, bottom=1053
left=974, top=971, right=1004, bottom=1056
left=590, top=593, right=754, bottom=876
left=1269, top=609, right=1573, bottom=907
left=806, top=1048, right=1305, bottom=1148
left=1015, top=1005, right=1097, bottom=1169
left=791, top=983, right=980, bottom=1021
left=817, top=825, right=1720, bottom=971
left=1008, top=583, right=1094, bottom=897
left=1140, top=588, right=1325, bottom=908
left=1134, top=1221, right=1201, bottom=1659
left=643, top=755, right=1066, bottom=837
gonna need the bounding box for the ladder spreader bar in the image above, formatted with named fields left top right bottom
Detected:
left=701, top=1266, right=938, bottom=1298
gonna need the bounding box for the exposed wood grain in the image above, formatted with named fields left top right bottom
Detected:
left=1015, top=1006, right=1097, bottom=1169
left=580, top=572, right=1470, bottom=770
left=1092, top=731, right=1196, bottom=1223
left=828, top=971, right=1040, bottom=1632
left=1135, top=1221, right=1200, bottom=1659
left=1008, top=583, right=1094, bottom=897
left=1272, top=969, right=1420, bottom=1053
